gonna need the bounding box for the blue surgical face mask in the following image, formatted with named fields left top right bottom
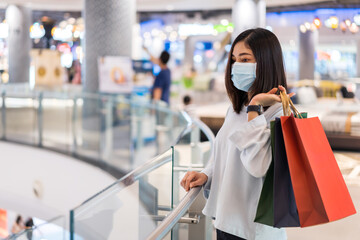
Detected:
left=231, top=62, right=257, bottom=92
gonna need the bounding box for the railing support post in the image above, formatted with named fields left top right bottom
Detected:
left=37, top=92, right=43, bottom=147
left=72, top=97, right=78, bottom=155
left=100, top=97, right=113, bottom=161
left=1, top=91, right=6, bottom=140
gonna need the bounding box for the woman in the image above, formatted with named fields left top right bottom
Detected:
left=181, top=28, right=293, bottom=240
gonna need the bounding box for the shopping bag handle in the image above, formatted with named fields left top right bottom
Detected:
left=280, top=91, right=303, bottom=118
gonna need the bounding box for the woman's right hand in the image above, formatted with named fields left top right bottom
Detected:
left=249, top=85, right=295, bottom=107
left=180, top=171, right=208, bottom=192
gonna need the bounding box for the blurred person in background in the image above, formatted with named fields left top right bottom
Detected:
left=25, top=217, right=34, bottom=240
left=11, top=215, right=25, bottom=234
left=71, top=60, right=82, bottom=85
left=143, top=47, right=171, bottom=105
left=340, top=85, right=355, bottom=99
left=181, top=28, right=294, bottom=240
left=182, top=66, right=196, bottom=89
left=183, top=95, right=197, bottom=119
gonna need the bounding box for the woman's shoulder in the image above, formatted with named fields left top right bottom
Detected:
left=224, top=105, right=234, bottom=117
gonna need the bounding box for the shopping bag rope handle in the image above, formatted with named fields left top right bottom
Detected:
left=280, top=91, right=303, bottom=118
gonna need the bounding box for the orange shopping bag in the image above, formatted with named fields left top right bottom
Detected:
left=280, top=91, right=356, bottom=227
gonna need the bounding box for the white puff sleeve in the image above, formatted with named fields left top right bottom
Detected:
left=228, top=105, right=282, bottom=178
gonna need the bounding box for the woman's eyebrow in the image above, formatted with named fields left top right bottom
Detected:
left=238, top=53, right=251, bottom=56
left=231, top=52, right=252, bottom=57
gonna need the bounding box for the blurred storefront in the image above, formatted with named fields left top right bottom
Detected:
left=0, top=9, right=82, bottom=88
left=0, top=3, right=359, bottom=99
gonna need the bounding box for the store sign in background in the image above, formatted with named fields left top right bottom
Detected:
left=98, top=56, right=133, bottom=93
left=30, top=49, right=64, bottom=87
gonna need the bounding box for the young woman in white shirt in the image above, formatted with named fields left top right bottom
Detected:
left=181, top=28, right=294, bottom=240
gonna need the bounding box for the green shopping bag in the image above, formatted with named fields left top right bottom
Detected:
left=254, top=120, right=275, bottom=226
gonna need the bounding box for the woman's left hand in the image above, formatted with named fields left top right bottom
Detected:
left=249, top=86, right=294, bottom=107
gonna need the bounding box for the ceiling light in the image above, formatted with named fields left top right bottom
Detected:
left=313, top=17, right=321, bottom=29
left=350, top=23, right=359, bottom=34
left=227, top=26, right=234, bottom=33
left=329, top=16, right=339, bottom=29
left=310, top=23, right=317, bottom=32
left=340, top=22, right=347, bottom=32
left=299, top=24, right=307, bottom=33
left=354, top=14, right=360, bottom=26
left=345, top=19, right=352, bottom=27
left=220, top=19, right=229, bottom=26
left=29, top=22, right=45, bottom=39
left=324, top=18, right=332, bottom=28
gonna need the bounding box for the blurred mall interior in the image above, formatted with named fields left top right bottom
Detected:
left=0, top=0, right=360, bottom=239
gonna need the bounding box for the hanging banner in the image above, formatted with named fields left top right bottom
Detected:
left=0, top=209, right=8, bottom=238
left=98, top=56, right=133, bottom=93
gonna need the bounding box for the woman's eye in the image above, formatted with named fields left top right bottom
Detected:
left=242, top=59, right=249, bottom=62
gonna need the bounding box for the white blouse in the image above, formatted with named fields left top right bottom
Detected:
left=202, top=102, right=287, bottom=240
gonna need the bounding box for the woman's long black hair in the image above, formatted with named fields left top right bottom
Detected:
left=225, top=28, right=287, bottom=113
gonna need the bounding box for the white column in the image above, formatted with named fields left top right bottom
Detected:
left=83, top=0, right=136, bottom=92
left=257, top=0, right=266, bottom=28
left=298, top=30, right=318, bottom=80
left=6, top=5, right=31, bottom=84
left=81, top=0, right=136, bottom=157
left=356, top=40, right=360, bottom=77
left=232, top=0, right=266, bottom=38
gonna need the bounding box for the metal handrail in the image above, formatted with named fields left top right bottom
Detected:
left=147, top=115, right=215, bottom=240
left=71, top=151, right=173, bottom=214
left=146, top=187, right=202, bottom=240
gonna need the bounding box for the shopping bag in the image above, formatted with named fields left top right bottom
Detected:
left=255, top=106, right=304, bottom=227
left=273, top=117, right=300, bottom=227
left=254, top=121, right=275, bottom=226
left=280, top=91, right=356, bottom=227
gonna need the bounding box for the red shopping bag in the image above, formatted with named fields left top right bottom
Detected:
left=280, top=95, right=356, bottom=227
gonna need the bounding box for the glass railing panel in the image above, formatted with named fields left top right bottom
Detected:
left=107, top=96, right=132, bottom=171
left=7, top=216, right=66, bottom=240
left=170, top=143, right=213, bottom=240
left=172, top=125, right=212, bottom=207
left=166, top=120, right=214, bottom=240
left=130, top=101, right=158, bottom=168
left=1, top=89, right=189, bottom=175
left=154, top=106, right=184, bottom=154
left=72, top=94, right=102, bottom=161
left=4, top=94, right=38, bottom=145
left=70, top=149, right=174, bottom=240
left=41, top=94, right=74, bottom=153
left=0, top=93, right=4, bottom=139
left=130, top=101, right=188, bottom=170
